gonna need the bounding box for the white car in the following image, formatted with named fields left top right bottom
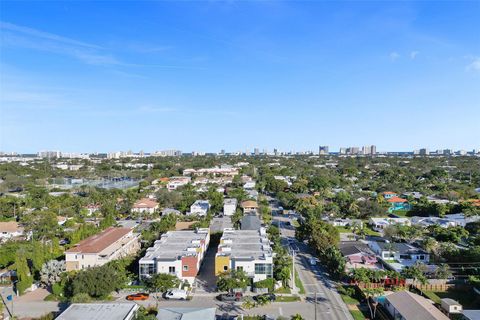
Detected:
left=163, top=289, right=188, bottom=300
left=309, top=258, right=317, bottom=266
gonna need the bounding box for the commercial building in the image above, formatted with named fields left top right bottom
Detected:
left=223, top=198, right=238, bottom=216
left=56, top=303, right=139, bottom=320
left=65, top=227, right=140, bottom=271
left=215, top=228, right=273, bottom=283
left=139, top=228, right=210, bottom=284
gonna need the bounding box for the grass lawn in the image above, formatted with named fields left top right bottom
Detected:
left=423, top=289, right=479, bottom=309
left=276, top=295, right=301, bottom=302
left=295, top=270, right=306, bottom=294
left=350, top=309, right=367, bottom=320
left=340, top=293, right=360, bottom=305
left=274, top=286, right=291, bottom=294
left=335, top=226, right=352, bottom=233
left=362, top=227, right=380, bottom=237
left=390, top=210, right=411, bottom=217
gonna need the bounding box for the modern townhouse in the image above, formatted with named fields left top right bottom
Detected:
left=189, top=200, right=210, bottom=216
left=215, top=228, right=273, bottom=283
left=167, top=176, right=192, bottom=190
left=139, top=228, right=210, bottom=284
left=65, top=227, right=141, bottom=271
left=223, top=198, right=238, bottom=216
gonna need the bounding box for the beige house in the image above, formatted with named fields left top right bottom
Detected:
left=241, top=200, right=258, bottom=214
left=0, top=221, right=24, bottom=241
left=131, top=198, right=159, bottom=214
left=65, top=227, right=140, bottom=271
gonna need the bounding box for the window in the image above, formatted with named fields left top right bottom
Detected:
left=255, top=263, right=273, bottom=276
left=140, top=263, right=155, bottom=277
left=237, top=266, right=243, bottom=271
left=169, top=266, right=176, bottom=273
left=183, top=265, right=189, bottom=271
left=223, top=266, right=228, bottom=271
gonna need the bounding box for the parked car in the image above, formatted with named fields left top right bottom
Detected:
left=309, top=258, right=317, bottom=266
left=163, top=289, right=188, bottom=300
left=126, top=293, right=149, bottom=301
left=253, top=293, right=276, bottom=302
left=218, top=292, right=243, bottom=302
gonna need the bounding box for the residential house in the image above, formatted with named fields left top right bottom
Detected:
left=241, top=200, right=258, bottom=214
left=223, top=198, right=238, bottom=216
left=65, top=227, right=140, bottom=271
left=139, top=228, right=210, bottom=284
left=410, top=216, right=457, bottom=228
left=369, top=217, right=411, bottom=231
left=339, top=241, right=378, bottom=269
left=462, top=310, right=480, bottom=320
left=131, top=198, right=159, bottom=215
left=157, top=308, right=216, bottom=320
left=383, top=191, right=398, bottom=199
left=382, top=291, right=449, bottom=320
left=189, top=200, right=210, bottom=216
left=331, top=218, right=363, bottom=228
left=56, top=303, right=139, bottom=320
left=387, top=196, right=411, bottom=212
left=215, top=228, right=273, bottom=283
left=243, top=181, right=256, bottom=190
left=161, top=208, right=182, bottom=216
left=369, top=241, right=429, bottom=271
left=167, top=177, right=191, bottom=190
left=444, top=213, right=480, bottom=227
left=246, top=189, right=259, bottom=200
left=84, top=204, right=100, bottom=216
left=0, top=221, right=24, bottom=241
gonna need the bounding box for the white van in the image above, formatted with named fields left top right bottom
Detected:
left=163, top=289, right=188, bottom=300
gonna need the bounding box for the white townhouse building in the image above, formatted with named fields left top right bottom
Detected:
left=189, top=200, right=210, bottom=216
left=223, top=198, right=238, bottom=216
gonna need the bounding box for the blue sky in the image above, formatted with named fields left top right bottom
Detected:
left=1, top=1, right=479, bottom=153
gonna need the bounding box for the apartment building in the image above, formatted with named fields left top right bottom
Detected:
left=139, top=228, right=210, bottom=284
left=215, top=228, right=273, bottom=283
left=223, top=198, right=238, bottom=216
left=65, top=227, right=140, bottom=271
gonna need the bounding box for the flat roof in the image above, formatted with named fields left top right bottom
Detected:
left=56, top=303, right=139, bottom=320
left=217, top=229, right=272, bottom=261
left=140, top=229, right=209, bottom=262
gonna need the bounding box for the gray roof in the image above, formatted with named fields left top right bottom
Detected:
left=339, top=241, right=373, bottom=256
left=241, top=214, right=262, bottom=230
left=156, top=307, right=216, bottom=320
left=462, top=310, right=480, bottom=320
left=385, top=291, right=449, bottom=320
left=56, top=303, right=139, bottom=320
left=376, top=242, right=427, bottom=255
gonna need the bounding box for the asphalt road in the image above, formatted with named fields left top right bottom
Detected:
left=271, top=206, right=354, bottom=320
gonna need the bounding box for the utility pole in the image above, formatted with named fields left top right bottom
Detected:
left=291, top=249, right=296, bottom=293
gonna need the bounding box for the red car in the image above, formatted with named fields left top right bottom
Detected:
left=126, top=293, right=149, bottom=301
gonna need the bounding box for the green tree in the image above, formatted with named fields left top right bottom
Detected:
left=71, top=264, right=125, bottom=298
left=15, top=251, right=33, bottom=295
left=216, top=269, right=249, bottom=292
left=145, top=273, right=181, bottom=294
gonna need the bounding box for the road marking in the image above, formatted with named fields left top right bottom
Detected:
left=278, top=307, right=283, bottom=316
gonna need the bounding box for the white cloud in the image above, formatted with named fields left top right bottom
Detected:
left=466, top=57, right=480, bottom=72
left=389, top=52, right=400, bottom=61
left=410, top=51, right=419, bottom=59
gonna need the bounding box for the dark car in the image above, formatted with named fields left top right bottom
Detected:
left=218, top=292, right=243, bottom=302
left=253, top=293, right=276, bottom=302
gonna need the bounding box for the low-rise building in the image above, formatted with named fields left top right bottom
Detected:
left=339, top=241, right=377, bottom=269
left=56, top=303, right=139, bottom=320
left=223, top=198, right=238, bottom=216
left=139, top=228, right=210, bottom=284
left=369, top=241, right=429, bottom=270
left=167, top=177, right=191, bottom=190
left=131, top=198, right=159, bottom=214
left=440, top=298, right=463, bottom=315
left=241, top=200, right=258, bottom=214
left=240, top=214, right=262, bottom=230
left=369, top=217, right=411, bottom=231
left=382, top=291, right=449, bottom=320
left=65, top=227, right=140, bottom=271
left=0, top=221, right=24, bottom=241
left=215, top=228, right=273, bottom=283
left=189, top=200, right=210, bottom=216
left=157, top=307, right=216, bottom=320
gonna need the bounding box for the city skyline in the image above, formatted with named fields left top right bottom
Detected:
left=1, top=1, right=479, bottom=152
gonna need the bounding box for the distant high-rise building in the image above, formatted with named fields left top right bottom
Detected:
left=273, top=148, right=278, bottom=156
left=319, top=146, right=329, bottom=155
left=362, top=146, right=371, bottom=155
left=38, top=151, right=61, bottom=159
left=154, top=150, right=182, bottom=157
left=443, top=149, right=451, bottom=155
left=339, top=148, right=347, bottom=155
left=419, top=148, right=429, bottom=156
left=220, top=149, right=226, bottom=155
left=254, top=148, right=260, bottom=156
left=370, top=145, right=377, bottom=155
